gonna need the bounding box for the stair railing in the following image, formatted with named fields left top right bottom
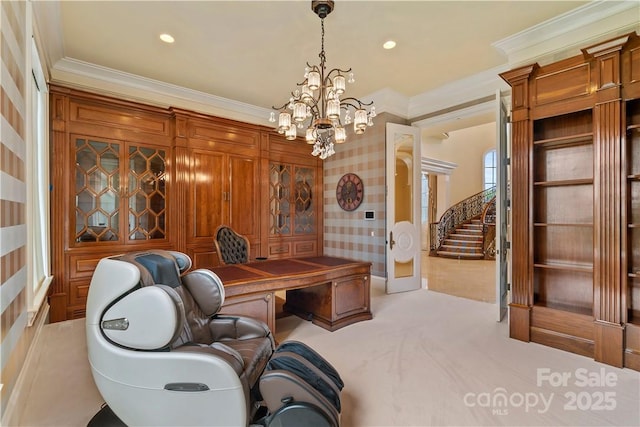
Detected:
left=429, top=186, right=496, bottom=254
left=481, top=196, right=496, bottom=259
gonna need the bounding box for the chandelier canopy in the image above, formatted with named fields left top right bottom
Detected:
left=269, top=0, right=376, bottom=159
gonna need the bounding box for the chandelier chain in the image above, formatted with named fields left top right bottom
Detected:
left=320, top=18, right=326, bottom=66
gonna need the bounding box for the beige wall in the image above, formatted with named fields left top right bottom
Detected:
left=323, top=113, right=407, bottom=278
left=422, top=122, right=495, bottom=215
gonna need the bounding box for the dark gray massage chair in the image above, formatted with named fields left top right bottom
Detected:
left=86, top=250, right=343, bottom=426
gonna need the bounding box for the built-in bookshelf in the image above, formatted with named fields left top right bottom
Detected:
left=532, top=110, right=594, bottom=316
left=626, top=99, right=640, bottom=325
left=501, top=31, right=640, bottom=370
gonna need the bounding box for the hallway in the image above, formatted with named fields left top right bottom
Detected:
left=422, top=251, right=496, bottom=303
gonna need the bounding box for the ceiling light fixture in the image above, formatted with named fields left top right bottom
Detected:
left=268, top=0, right=375, bottom=159
left=383, top=40, right=396, bottom=50
left=159, top=33, right=175, bottom=44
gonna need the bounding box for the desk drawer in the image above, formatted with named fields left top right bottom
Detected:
left=334, top=274, right=370, bottom=318
left=220, top=292, right=275, bottom=332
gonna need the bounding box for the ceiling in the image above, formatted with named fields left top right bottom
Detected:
left=51, top=1, right=591, bottom=125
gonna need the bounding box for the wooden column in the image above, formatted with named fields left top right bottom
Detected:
left=171, top=111, right=189, bottom=254
left=583, top=35, right=631, bottom=367
left=500, top=65, right=538, bottom=341
left=48, top=89, right=69, bottom=322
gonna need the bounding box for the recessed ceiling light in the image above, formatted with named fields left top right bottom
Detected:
left=160, top=33, right=175, bottom=44
left=383, top=40, right=396, bottom=50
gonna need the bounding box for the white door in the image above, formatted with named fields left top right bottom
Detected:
left=496, top=90, right=510, bottom=321
left=386, top=123, right=422, bottom=293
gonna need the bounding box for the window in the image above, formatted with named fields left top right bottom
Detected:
left=483, top=149, right=497, bottom=190
left=27, top=37, right=52, bottom=325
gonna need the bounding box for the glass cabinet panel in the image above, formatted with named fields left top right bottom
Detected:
left=294, top=166, right=315, bottom=234
left=73, top=136, right=167, bottom=244
left=74, top=138, right=120, bottom=242
left=128, top=145, right=166, bottom=240
left=269, top=163, right=291, bottom=235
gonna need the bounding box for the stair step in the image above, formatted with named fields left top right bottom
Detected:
left=454, top=229, right=482, bottom=235
left=449, top=233, right=483, bottom=241
left=436, top=250, right=485, bottom=260
left=440, top=244, right=483, bottom=253
left=443, top=239, right=483, bottom=247
left=462, top=223, right=484, bottom=229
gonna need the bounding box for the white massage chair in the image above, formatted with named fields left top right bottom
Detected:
left=86, top=250, right=343, bottom=427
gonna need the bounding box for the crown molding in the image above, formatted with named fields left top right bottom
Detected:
left=50, top=58, right=274, bottom=126
left=362, top=88, right=409, bottom=118
left=421, top=157, right=457, bottom=175
left=492, top=0, right=640, bottom=67
left=408, top=65, right=510, bottom=120
left=412, top=98, right=495, bottom=128
left=31, top=0, right=64, bottom=80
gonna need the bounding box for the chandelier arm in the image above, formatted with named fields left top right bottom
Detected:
left=339, top=97, right=375, bottom=108
left=272, top=102, right=291, bottom=111
left=325, top=68, right=352, bottom=79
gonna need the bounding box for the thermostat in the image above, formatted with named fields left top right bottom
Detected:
left=364, top=210, right=375, bottom=220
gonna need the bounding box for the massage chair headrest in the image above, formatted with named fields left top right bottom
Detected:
left=99, top=250, right=225, bottom=350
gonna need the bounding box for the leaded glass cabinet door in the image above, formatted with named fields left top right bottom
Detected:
left=73, top=135, right=167, bottom=244
left=74, top=137, right=121, bottom=243
left=269, top=163, right=291, bottom=236
left=128, top=145, right=167, bottom=241
left=293, top=166, right=315, bottom=235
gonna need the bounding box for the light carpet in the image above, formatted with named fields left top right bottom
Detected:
left=16, top=280, right=640, bottom=427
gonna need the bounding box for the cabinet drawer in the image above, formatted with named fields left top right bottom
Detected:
left=268, top=242, right=291, bottom=257
left=68, top=278, right=91, bottom=306
left=68, top=254, right=103, bottom=279
left=220, top=292, right=275, bottom=332
left=293, top=240, right=316, bottom=256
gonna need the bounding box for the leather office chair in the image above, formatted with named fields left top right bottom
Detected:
left=86, top=250, right=343, bottom=427
left=214, top=225, right=250, bottom=265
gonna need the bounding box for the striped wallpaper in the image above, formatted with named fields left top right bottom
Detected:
left=1, top=0, right=30, bottom=420
left=323, top=112, right=408, bottom=278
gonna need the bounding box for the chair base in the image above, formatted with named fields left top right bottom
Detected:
left=87, top=404, right=126, bottom=427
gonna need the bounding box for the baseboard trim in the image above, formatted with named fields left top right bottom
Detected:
left=1, top=303, right=50, bottom=427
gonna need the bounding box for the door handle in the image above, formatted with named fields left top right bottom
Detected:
left=389, top=231, right=395, bottom=250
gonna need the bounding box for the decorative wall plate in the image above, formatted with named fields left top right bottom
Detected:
left=336, top=173, right=364, bottom=211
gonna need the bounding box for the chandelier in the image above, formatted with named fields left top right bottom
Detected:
left=268, top=0, right=376, bottom=159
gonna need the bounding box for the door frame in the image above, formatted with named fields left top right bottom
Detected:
left=385, top=123, right=422, bottom=294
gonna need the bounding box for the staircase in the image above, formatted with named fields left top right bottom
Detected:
left=436, top=218, right=485, bottom=259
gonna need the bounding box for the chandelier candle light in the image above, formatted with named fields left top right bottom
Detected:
left=269, top=0, right=376, bottom=159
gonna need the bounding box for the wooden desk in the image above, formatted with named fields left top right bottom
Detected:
left=214, top=256, right=372, bottom=333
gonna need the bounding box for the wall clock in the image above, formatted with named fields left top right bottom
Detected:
left=336, top=173, right=364, bottom=211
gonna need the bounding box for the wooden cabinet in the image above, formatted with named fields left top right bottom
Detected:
left=48, top=88, right=323, bottom=322
left=500, top=32, right=640, bottom=370
left=181, top=113, right=262, bottom=269
left=50, top=87, right=174, bottom=321
left=265, top=134, right=323, bottom=260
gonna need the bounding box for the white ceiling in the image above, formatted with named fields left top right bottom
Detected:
left=49, top=1, right=593, bottom=116
left=40, top=0, right=638, bottom=138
